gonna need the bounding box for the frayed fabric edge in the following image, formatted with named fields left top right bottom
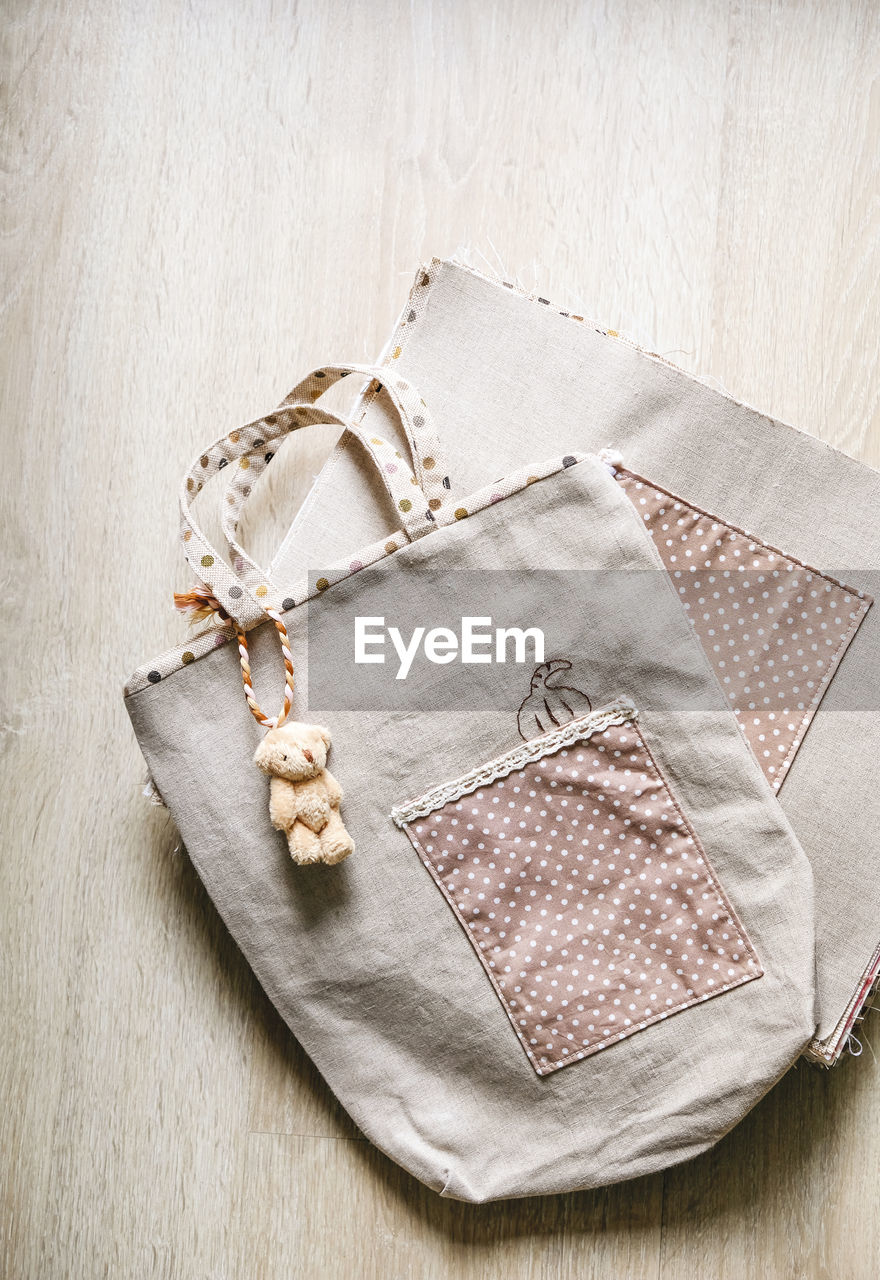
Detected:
left=142, top=772, right=167, bottom=807
left=805, top=945, right=880, bottom=1066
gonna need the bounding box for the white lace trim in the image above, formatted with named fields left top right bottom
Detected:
left=391, top=697, right=639, bottom=826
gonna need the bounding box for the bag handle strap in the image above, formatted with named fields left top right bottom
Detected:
left=220, top=364, right=450, bottom=552
left=179, top=377, right=432, bottom=633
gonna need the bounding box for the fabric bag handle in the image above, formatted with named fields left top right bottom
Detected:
left=179, top=372, right=434, bottom=632
left=219, top=364, right=450, bottom=553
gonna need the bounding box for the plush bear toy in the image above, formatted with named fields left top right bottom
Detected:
left=253, top=721, right=355, bottom=865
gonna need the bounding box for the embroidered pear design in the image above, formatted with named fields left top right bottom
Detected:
left=517, top=660, right=592, bottom=741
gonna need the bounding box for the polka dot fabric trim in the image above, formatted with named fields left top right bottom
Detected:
left=220, top=364, right=446, bottom=550
left=179, top=396, right=430, bottom=636
left=615, top=468, right=872, bottom=791
left=397, top=710, right=763, bottom=1076
left=124, top=453, right=590, bottom=696
left=124, top=527, right=404, bottom=696
left=433, top=452, right=585, bottom=529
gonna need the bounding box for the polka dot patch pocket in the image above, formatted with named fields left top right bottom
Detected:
left=614, top=467, right=872, bottom=790
left=391, top=700, right=763, bottom=1077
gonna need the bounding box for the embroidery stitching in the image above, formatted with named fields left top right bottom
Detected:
left=391, top=698, right=637, bottom=826
left=516, top=659, right=593, bottom=741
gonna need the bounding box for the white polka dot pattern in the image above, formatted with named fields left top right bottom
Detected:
left=401, top=721, right=763, bottom=1076
left=616, top=469, right=872, bottom=790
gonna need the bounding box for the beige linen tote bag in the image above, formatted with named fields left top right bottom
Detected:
left=268, top=260, right=879, bottom=1068
left=125, top=363, right=815, bottom=1201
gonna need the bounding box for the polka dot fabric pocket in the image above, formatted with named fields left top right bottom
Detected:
left=614, top=468, right=872, bottom=790
left=392, top=701, right=763, bottom=1077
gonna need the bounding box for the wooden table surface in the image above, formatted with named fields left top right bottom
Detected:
left=2, top=2, right=878, bottom=1276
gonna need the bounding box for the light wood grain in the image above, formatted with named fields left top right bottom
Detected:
left=2, top=1, right=879, bottom=1277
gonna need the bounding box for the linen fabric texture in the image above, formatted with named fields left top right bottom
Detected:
left=393, top=701, right=765, bottom=1078
left=126, top=396, right=816, bottom=1199
left=267, top=260, right=880, bottom=1065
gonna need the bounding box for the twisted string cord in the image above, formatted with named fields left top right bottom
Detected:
left=174, top=586, right=294, bottom=729
left=236, top=608, right=295, bottom=728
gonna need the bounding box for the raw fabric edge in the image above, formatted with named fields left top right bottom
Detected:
left=445, top=255, right=880, bottom=480
left=805, top=943, right=880, bottom=1065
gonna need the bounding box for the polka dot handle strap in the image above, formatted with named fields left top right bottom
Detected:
left=220, top=364, right=450, bottom=555
left=179, top=388, right=435, bottom=628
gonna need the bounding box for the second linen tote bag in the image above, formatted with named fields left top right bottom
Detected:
left=125, top=364, right=815, bottom=1201
left=266, top=260, right=880, bottom=1068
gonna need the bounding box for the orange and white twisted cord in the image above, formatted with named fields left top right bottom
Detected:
left=175, top=585, right=295, bottom=729
left=236, top=608, right=295, bottom=728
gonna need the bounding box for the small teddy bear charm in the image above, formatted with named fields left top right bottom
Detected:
left=253, top=722, right=355, bottom=865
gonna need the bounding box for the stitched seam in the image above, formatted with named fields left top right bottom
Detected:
left=617, top=466, right=874, bottom=604
left=124, top=454, right=590, bottom=696
left=772, top=593, right=872, bottom=789
left=399, top=716, right=763, bottom=1076
left=617, top=465, right=873, bottom=793
left=390, top=699, right=638, bottom=825
left=807, top=940, right=880, bottom=1063
left=632, top=723, right=763, bottom=975
left=404, top=823, right=545, bottom=1074
left=268, top=263, right=434, bottom=579
left=410, top=813, right=761, bottom=1078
